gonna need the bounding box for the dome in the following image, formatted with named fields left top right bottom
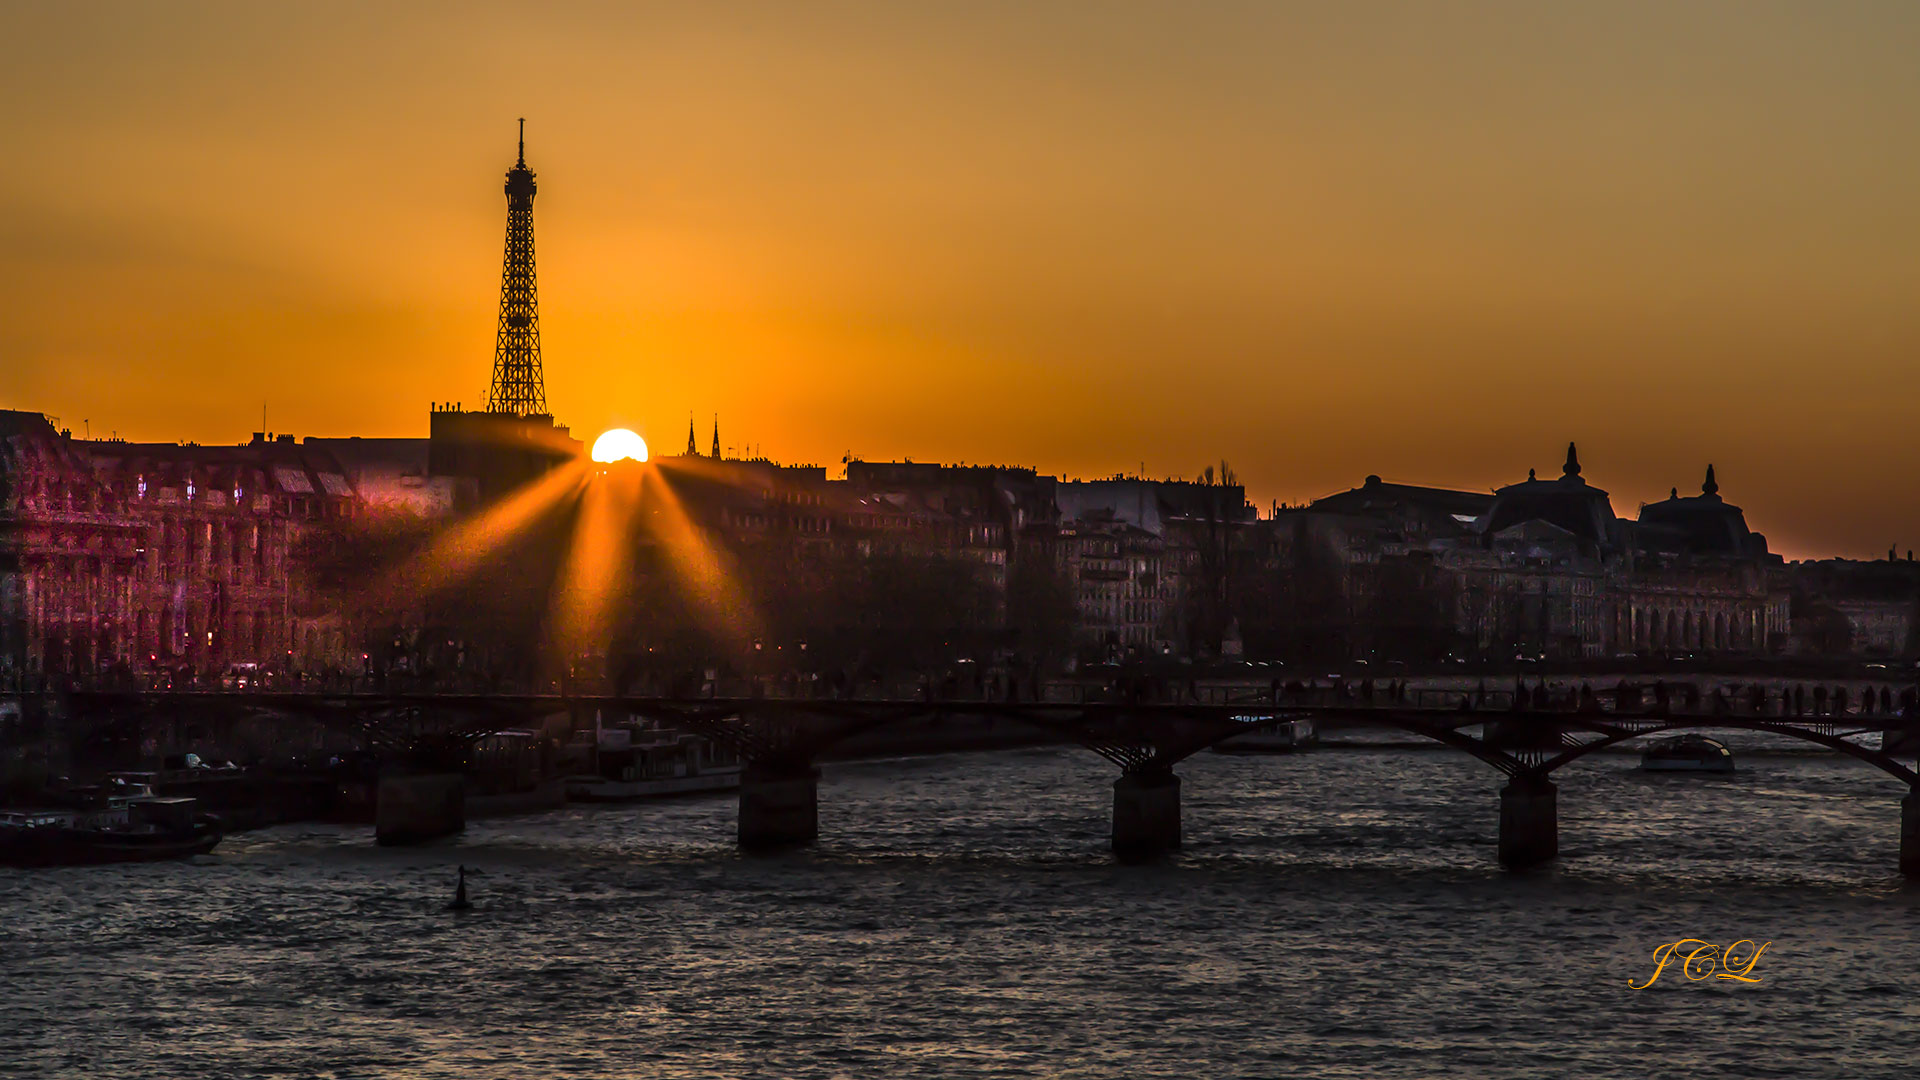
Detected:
left=1476, top=442, right=1618, bottom=548
left=1636, top=465, right=1765, bottom=557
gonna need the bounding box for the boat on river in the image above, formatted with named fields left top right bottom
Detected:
left=1640, top=734, right=1735, bottom=774
left=1211, top=716, right=1319, bottom=754
left=0, top=795, right=222, bottom=867
left=565, top=726, right=742, bottom=802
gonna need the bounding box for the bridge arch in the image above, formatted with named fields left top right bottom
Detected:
left=1174, top=712, right=1527, bottom=778
left=1532, top=718, right=1918, bottom=786
left=628, top=700, right=1090, bottom=772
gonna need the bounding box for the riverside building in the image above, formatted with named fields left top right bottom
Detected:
left=1, top=411, right=363, bottom=682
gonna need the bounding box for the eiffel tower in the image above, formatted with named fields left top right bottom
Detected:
left=486, top=119, right=547, bottom=416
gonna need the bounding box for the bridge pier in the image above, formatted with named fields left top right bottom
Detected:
left=1902, top=791, right=1920, bottom=878
left=1498, top=776, right=1558, bottom=870
left=374, top=773, right=466, bottom=846
left=738, top=765, right=820, bottom=850
left=1112, top=771, right=1181, bottom=861
left=1883, top=728, right=1920, bottom=760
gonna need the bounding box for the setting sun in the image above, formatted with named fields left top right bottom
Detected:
left=590, top=428, right=648, bottom=463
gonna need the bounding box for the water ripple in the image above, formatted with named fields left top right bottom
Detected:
left=3, top=744, right=1919, bottom=1078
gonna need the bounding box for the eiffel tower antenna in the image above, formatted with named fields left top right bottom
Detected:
left=487, top=118, right=547, bottom=416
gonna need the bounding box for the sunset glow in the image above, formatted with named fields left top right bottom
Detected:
left=13, top=11, right=1920, bottom=1073
left=9, top=3, right=1920, bottom=559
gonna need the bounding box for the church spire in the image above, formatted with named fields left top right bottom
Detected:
left=711, top=414, right=720, bottom=459
left=686, top=412, right=697, bottom=456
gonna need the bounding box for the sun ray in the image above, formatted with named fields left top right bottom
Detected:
left=548, top=462, right=642, bottom=669
left=640, top=460, right=767, bottom=651
left=341, top=440, right=791, bottom=679
left=361, top=456, right=589, bottom=610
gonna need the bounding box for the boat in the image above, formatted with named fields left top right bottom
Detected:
left=0, top=796, right=223, bottom=867
left=1640, top=734, right=1736, bottom=773
left=565, top=725, right=742, bottom=802
left=1211, top=716, right=1318, bottom=754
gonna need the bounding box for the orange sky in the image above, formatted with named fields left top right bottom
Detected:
left=6, top=2, right=1920, bottom=560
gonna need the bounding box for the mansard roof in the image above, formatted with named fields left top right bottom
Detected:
left=1635, top=464, right=1766, bottom=557
left=87, top=438, right=359, bottom=502
left=1476, top=442, right=1617, bottom=547
left=1310, top=474, right=1494, bottom=520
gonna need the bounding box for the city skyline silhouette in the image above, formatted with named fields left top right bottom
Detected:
left=7, top=3, right=1920, bottom=560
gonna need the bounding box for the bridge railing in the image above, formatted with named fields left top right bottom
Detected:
left=32, top=672, right=1920, bottom=724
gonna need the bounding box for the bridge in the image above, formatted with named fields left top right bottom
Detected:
left=29, top=674, right=1920, bottom=875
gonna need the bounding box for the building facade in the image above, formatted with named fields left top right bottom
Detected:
left=1, top=412, right=364, bottom=683
left=1270, top=446, right=1791, bottom=662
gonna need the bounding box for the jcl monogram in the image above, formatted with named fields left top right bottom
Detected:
left=1628, top=939, right=1770, bottom=989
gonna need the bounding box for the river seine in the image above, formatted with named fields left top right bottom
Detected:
left=6, top=739, right=1920, bottom=1078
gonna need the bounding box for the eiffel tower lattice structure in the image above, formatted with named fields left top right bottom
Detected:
left=486, top=118, right=548, bottom=416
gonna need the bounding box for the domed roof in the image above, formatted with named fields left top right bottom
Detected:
left=1636, top=465, right=1764, bottom=556
left=1477, top=442, right=1618, bottom=547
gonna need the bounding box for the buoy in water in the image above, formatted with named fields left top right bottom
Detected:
left=446, top=865, right=473, bottom=912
